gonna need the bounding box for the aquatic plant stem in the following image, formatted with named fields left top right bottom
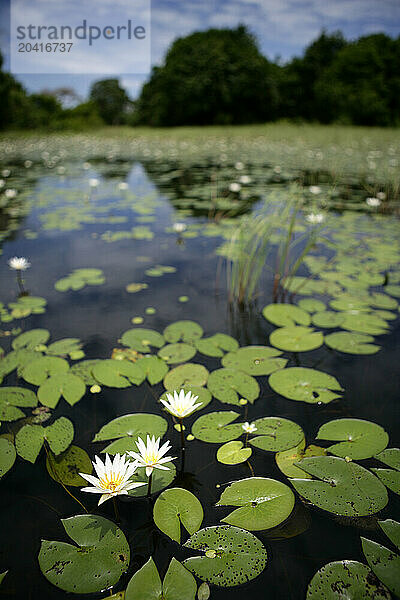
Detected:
left=179, top=418, right=186, bottom=471
left=44, top=443, right=88, bottom=513
left=147, top=472, right=153, bottom=497
left=112, top=497, right=120, bottom=522
left=247, top=460, right=255, bottom=476
left=16, top=271, right=25, bottom=294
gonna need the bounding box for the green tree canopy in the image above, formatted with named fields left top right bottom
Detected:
left=90, top=79, right=131, bottom=125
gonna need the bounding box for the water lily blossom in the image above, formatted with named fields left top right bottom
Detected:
left=306, top=212, right=325, bottom=224
left=161, top=389, right=203, bottom=419
left=8, top=256, right=30, bottom=271
left=79, top=453, right=146, bottom=505
left=229, top=182, right=241, bottom=193
left=89, top=178, right=99, bottom=188
left=128, top=435, right=176, bottom=477
left=242, top=422, right=257, bottom=434
left=172, top=222, right=187, bottom=233
left=309, top=185, right=321, bottom=195
left=366, top=197, right=381, bottom=207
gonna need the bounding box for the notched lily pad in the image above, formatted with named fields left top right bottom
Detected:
left=270, top=326, right=324, bottom=352
left=195, top=334, right=238, bottom=357
left=125, top=557, right=196, bottom=600
left=158, top=343, right=196, bottom=364
left=362, top=535, right=400, bottom=597
left=92, top=359, right=144, bottom=388
left=262, top=304, right=311, bottom=327
left=163, top=321, right=203, bottom=344
left=317, top=418, right=389, bottom=460
left=207, top=368, right=259, bottom=406
left=120, top=328, right=165, bottom=352
left=221, top=346, right=287, bottom=376
left=153, top=487, right=203, bottom=542
left=217, top=441, right=252, bottom=465
left=192, top=411, right=243, bottom=443
left=0, top=387, right=37, bottom=421
left=0, top=438, right=16, bottom=478
left=93, top=413, right=167, bottom=455
left=46, top=445, right=93, bottom=487
left=164, top=363, right=209, bottom=390
left=249, top=417, right=304, bottom=452
left=38, top=373, right=86, bottom=408
left=325, top=332, right=380, bottom=354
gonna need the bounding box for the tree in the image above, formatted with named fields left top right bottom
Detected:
left=89, top=79, right=131, bottom=125
left=133, top=25, right=278, bottom=126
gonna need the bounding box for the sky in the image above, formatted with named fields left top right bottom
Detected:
left=0, top=0, right=399, bottom=101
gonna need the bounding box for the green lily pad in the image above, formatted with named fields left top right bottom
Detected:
left=262, top=304, right=311, bottom=327
left=125, top=557, right=196, bottom=600
left=164, top=363, right=209, bottom=390
left=136, top=355, right=169, bottom=385
left=38, top=372, right=86, bottom=408
left=16, top=417, right=74, bottom=463
left=0, top=571, right=8, bottom=585
left=385, top=284, right=400, bottom=298
left=325, top=331, right=380, bottom=354
left=160, top=386, right=211, bottom=414
left=38, top=514, right=129, bottom=594
left=379, top=519, right=400, bottom=549
left=92, top=359, right=144, bottom=388
left=306, top=560, right=391, bottom=599
left=298, top=299, right=326, bottom=313
left=0, top=438, right=16, bottom=478
left=269, top=367, right=343, bottom=404
left=0, top=387, right=37, bottom=421
left=120, top=328, right=165, bottom=352
left=217, top=441, right=252, bottom=465
left=270, top=326, right=324, bottom=352
left=207, top=368, right=259, bottom=406
left=192, top=411, right=243, bottom=443
left=276, top=440, right=327, bottom=478
left=21, top=356, right=69, bottom=386
left=369, top=292, right=398, bottom=310
left=375, top=448, right=400, bottom=470
left=317, top=418, right=389, bottom=460
left=70, top=360, right=102, bottom=385
left=312, top=311, right=344, bottom=328
left=12, top=328, right=50, bottom=350
left=249, top=417, right=304, bottom=452
left=127, top=462, right=176, bottom=497
left=221, top=346, right=287, bottom=376
left=371, top=469, right=400, bottom=495
left=341, top=313, right=389, bottom=336
left=291, top=456, right=388, bottom=516
left=93, top=413, right=168, bottom=455
left=183, top=525, right=267, bottom=587
left=195, top=334, right=238, bottom=357
left=163, top=321, right=203, bottom=344
left=362, top=536, right=400, bottom=597
left=46, top=445, right=93, bottom=487
left=153, top=487, right=203, bottom=542
left=217, top=477, right=295, bottom=531
left=46, top=338, right=83, bottom=357
left=329, top=296, right=371, bottom=312
left=158, top=343, right=196, bottom=364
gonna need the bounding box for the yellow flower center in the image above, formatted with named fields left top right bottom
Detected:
left=99, top=473, right=124, bottom=492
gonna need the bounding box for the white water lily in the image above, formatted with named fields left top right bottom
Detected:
left=309, top=185, right=321, bottom=195
left=306, top=212, right=325, bottom=224
left=366, top=197, right=381, bottom=207
left=376, top=192, right=386, bottom=200
left=5, top=189, right=17, bottom=199
left=242, top=422, right=257, bottom=434
left=89, top=178, right=99, bottom=188
left=118, top=182, right=129, bottom=191
left=128, top=435, right=175, bottom=477
left=229, top=182, right=241, bottom=192
left=172, top=222, right=187, bottom=233
left=79, top=453, right=145, bottom=505
left=161, top=389, right=203, bottom=419
left=8, top=256, right=30, bottom=271
left=239, top=175, right=251, bottom=184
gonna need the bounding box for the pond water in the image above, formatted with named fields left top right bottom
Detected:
left=0, top=138, right=399, bottom=600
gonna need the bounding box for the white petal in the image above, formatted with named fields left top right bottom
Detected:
left=79, top=473, right=101, bottom=487
left=153, top=463, right=171, bottom=471
left=98, top=493, right=112, bottom=505
left=145, top=466, right=153, bottom=476
left=81, top=486, right=103, bottom=494
left=125, top=481, right=146, bottom=490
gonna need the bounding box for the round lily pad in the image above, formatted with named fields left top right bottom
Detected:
left=92, top=359, right=144, bottom=388
left=269, top=367, right=343, bottom=404
left=21, top=356, right=69, bottom=386
left=46, top=445, right=93, bottom=486
left=362, top=537, right=400, bottom=597
left=164, top=363, right=209, bottom=390
left=158, top=343, right=196, bottom=364
left=0, top=387, right=37, bottom=421
left=317, top=418, right=389, bottom=460
left=369, top=292, right=398, bottom=310
left=291, top=456, right=388, bottom=516
left=306, top=560, right=391, bottom=599
left=183, top=525, right=267, bottom=587
left=249, top=417, right=304, bottom=452
left=217, top=441, right=252, bottom=465
left=325, top=331, right=380, bottom=354
left=276, top=440, right=326, bottom=479
left=195, top=334, right=238, bottom=357
left=93, top=413, right=168, bottom=454
left=371, top=469, right=400, bottom=495
left=120, top=328, right=165, bottom=352
left=207, top=368, right=259, bottom=406
left=125, top=557, right=196, bottom=600
left=163, top=321, right=203, bottom=344
left=375, top=448, right=400, bottom=470
left=38, top=514, right=130, bottom=594
left=262, top=304, right=311, bottom=327
left=221, top=346, right=287, bottom=376
left=270, top=327, right=324, bottom=352
left=312, top=311, right=344, bottom=328
left=153, top=487, right=203, bottom=542
left=341, top=313, right=389, bottom=336
left=12, top=328, right=50, bottom=350
left=136, top=355, right=169, bottom=385
left=70, top=360, right=102, bottom=385
left=298, top=299, right=326, bottom=313
left=0, top=438, right=16, bottom=478
left=217, top=477, right=295, bottom=531
left=192, top=411, right=243, bottom=443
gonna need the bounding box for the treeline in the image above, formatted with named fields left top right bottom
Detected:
left=1, top=27, right=399, bottom=130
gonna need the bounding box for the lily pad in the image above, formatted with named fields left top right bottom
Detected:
left=217, top=441, right=252, bottom=465
left=291, top=456, right=388, bottom=516
left=375, top=448, right=400, bottom=470
left=0, top=438, right=16, bottom=478
left=38, top=373, right=86, bottom=408
left=192, top=411, right=243, bottom=443
left=269, top=367, right=343, bottom=404
left=183, top=525, right=267, bottom=587
left=341, top=313, right=389, bottom=336
left=128, top=462, right=176, bottom=497
left=46, top=445, right=93, bottom=487
left=221, top=346, right=287, bottom=376
left=306, top=560, right=391, bottom=599
left=70, top=359, right=102, bottom=385
left=12, top=328, right=50, bottom=350
left=164, top=363, right=209, bottom=390
left=195, top=334, right=238, bottom=358
left=316, top=418, right=389, bottom=460
left=262, top=304, right=311, bottom=327
left=93, top=413, right=168, bottom=455
left=0, top=387, right=37, bottom=421
left=92, top=359, right=144, bottom=388
left=385, top=284, right=400, bottom=298
left=298, top=299, right=326, bottom=313
left=46, top=338, right=83, bottom=357
left=21, top=356, right=69, bottom=386
left=207, top=368, right=259, bottom=406
left=325, top=331, right=380, bottom=354
left=276, top=440, right=327, bottom=478
left=217, top=477, right=295, bottom=531
left=153, top=487, right=203, bottom=542
left=158, top=343, right=196, bottom=364
left=312, top=311, right=344, bottom=328
left=120, top=328, right=165, bottom=352
left=136, top=355, right=169, bottom=385
left=163, top=320, right=203, bottom=344
left=16, top=417, right=74, bottom=463
left=38, top=514, right=130, bottom=594
left=362, top=536, right=400, bottom=597
left=249, top=417, right=304, bottom=452
left=370, top=469, right=400, bottom=495
left=125, top=557, right=196, bottom=600
left=270, top=326, right=324, bottom=352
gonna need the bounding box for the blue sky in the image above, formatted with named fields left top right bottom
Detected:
left=1, top=0, right=399, bottom=101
